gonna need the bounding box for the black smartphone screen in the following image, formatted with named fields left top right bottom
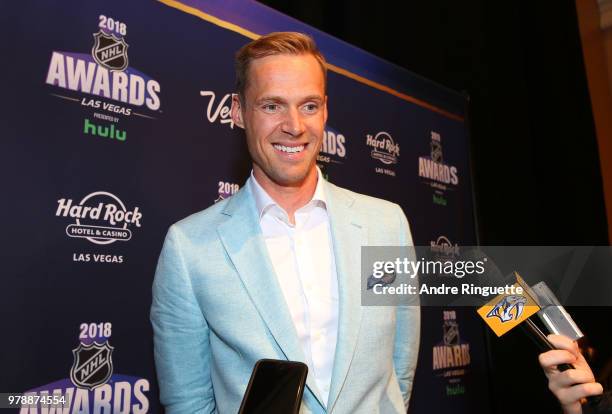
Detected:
left=238, top=359, right=308, bottom=414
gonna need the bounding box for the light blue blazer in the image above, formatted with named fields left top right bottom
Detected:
left=151, top=179, right=420, bottom=413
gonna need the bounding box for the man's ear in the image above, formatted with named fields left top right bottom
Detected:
left=231, top=94, right=245, bottom=129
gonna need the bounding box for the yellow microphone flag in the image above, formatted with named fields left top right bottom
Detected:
left=477, top=273, right=541, bottom=337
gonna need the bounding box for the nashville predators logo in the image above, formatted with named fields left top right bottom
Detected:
left=486, top=295, right=527, bottom=323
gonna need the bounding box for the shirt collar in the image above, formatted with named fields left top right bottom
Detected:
left=248, top=167, right=327, bottom=220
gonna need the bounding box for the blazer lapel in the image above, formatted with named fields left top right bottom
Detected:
left=216, top=185, right=326, bottom=408
left=325, top=182, right=365, bottom=412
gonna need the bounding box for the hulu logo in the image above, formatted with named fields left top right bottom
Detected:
left=83, top=118, right=126, bottom=142
left=433, top=194, right=447, bottom=206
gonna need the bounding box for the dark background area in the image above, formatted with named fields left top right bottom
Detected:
left=257, top=1, right=610, bottom=413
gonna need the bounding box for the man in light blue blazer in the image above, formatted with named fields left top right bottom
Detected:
left=151, top=32, right=420, bottom=413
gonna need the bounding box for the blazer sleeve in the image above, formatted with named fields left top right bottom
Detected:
left=392, top=205, right=421, bottom=409
left=150, top=226, right=216, bottom=414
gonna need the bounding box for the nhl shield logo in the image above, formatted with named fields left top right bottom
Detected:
left=92, top=31, right=129, bottom=71
left=430, top=140, right=443, bottom=163
left=70, top=341, right=114, bottom=390
left=443, top=320, right=460, bottom=346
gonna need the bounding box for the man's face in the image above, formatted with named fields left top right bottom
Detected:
left=231, top=53, right=327, bottom=188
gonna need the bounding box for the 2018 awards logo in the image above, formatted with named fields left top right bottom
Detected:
left=366, top=131, right=400, bottom=177
left=45, top=14, right=162, bottom=144
left=19, top=323, right=150, bottom=413
left=55, top=191, right=143, bottom=263
left=418, top=131, right=459, bottom=206
left=432, top=310, right=471, bottom=397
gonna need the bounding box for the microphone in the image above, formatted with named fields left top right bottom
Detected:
left=477, top=272, right=605, bottom=410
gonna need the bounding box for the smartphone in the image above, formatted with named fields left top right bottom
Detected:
left=238, top=359, right=308, bottom=414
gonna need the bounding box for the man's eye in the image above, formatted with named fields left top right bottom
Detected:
left=303, top=103, right=318, bottom=113
left=262, top=104, right=279, bottom=112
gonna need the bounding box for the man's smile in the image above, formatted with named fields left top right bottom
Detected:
left=271, top=142, right=309, bottom=159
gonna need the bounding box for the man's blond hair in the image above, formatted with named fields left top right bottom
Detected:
left=235, top=32, right=327, bottom=101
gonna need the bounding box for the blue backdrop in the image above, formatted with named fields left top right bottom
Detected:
left=0, top=1, right=491, bottom=412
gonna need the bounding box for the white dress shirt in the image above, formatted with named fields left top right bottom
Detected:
left=248, top=168, right=339, bottom=405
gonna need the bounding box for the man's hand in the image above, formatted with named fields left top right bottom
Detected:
left=539, top=334, right=604, bottom=414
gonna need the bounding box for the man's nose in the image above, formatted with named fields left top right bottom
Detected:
left=281, top=107, right=305, bottom=137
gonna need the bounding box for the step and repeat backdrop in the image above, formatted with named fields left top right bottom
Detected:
left=1, top=0, right=491, bottom=412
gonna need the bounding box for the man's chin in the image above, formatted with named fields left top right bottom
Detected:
left=253, top=161, right=318, bottom=189
left=273, top=174, right=309, bottom=188
left=269, top=168, right=316, bottom=188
